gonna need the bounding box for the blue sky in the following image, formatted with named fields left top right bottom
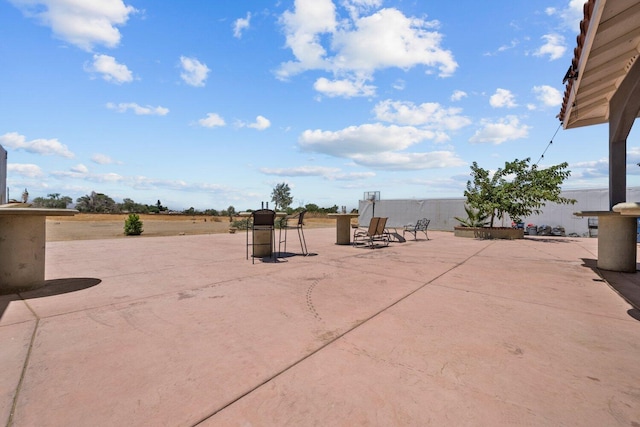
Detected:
left=2, top=0, right=637, bottom=211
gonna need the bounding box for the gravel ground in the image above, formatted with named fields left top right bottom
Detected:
left=45, top=214, right=337, bottom=241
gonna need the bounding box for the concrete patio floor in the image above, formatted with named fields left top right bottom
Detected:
left=2, top=229, right=640, bottom=426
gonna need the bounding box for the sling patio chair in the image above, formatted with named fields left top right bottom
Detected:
left=353, top=216, right=390, bottom=248
left=353, top=217, right=379, bottom=247
left=278, top=209, right=308, bottom=256
left=246, top=209, right=276, bottom=263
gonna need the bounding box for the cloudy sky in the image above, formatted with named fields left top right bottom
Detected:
left=2, top=0, right=637, bottom=211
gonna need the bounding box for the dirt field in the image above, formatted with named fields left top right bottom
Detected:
left=46, top=213, right=339, bottom=241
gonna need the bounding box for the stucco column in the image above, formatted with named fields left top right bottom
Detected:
left=608, top=139, right=626, bottom=209
left=609, top=56, right=640, bottom=209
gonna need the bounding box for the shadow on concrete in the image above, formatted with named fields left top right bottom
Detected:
left=1, top=277, right=101, bottom=320
left=581, top=258, right=640, bottom=311
left=523, top=237, right=579, bottom=244
left=388, top=232, right=407, bottom=243
left=627, top=309, right=640, bottom=322
left=20, top=277, right=102, bottom=299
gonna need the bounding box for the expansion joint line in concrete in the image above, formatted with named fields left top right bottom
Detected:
left=6, top=298, right=41, bottom=427
left=191, top=242, right=494, bottom=426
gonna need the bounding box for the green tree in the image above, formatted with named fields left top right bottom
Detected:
left=304, top=203, right=320, bottom=212
left=76, top=191, right=117, bottom=213
left=32, top=193, right=73, bottom=209
left=124, top=213, right=144, bottom=236
left=271, top=182, right=293, bottom=211
left=464, top=158, right=575, bottom=227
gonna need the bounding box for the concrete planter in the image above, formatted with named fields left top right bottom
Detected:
left=454, top=226, right=524, bottom=240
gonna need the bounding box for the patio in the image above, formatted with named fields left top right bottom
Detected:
left=2, top=229, right=640, bottom=426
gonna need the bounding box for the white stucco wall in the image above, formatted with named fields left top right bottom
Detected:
left=358, top=187, right=640, bottom=237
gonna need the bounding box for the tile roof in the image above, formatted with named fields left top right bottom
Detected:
left=557, top=0, right=595, bottom=124
left=558, top=0, right=640, bottom=129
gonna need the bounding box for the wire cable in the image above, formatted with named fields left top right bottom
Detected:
left=534, top=122, right=562, bottom=166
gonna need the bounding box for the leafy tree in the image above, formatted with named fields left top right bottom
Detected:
left=464, top=158, right=575, bottom=227
left=304, top=203, right=320, bottom=212
left=75, top=191, right=117, bottom=213
left=227, top=205, right=236, bottom=216
left=119, top=198, right=150, bottom=213
left=271, top=182, right=293, bottom=211
left=32, top=193, right=73, bottom=209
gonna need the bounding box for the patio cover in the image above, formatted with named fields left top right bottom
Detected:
left=558, top=0, right=640, bottom=207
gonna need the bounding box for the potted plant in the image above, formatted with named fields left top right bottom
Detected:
left=454, top=158, right=575, bottom=239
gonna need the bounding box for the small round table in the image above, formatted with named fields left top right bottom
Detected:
left=0, top=208, right=77, bottom=293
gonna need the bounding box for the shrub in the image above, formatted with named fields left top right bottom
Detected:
left=124, top=213, right=144, bottom=236
left=231, top=219, right=250, bottom=230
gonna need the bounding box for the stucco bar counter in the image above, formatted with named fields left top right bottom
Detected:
left=327, top=213, right=359, bottom=245
left=0, top=207, right=77, bottom=293
left=575, top=207, right=640, bottom=273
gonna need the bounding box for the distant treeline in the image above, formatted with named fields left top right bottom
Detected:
left=31, top=192, right=344, bottom=216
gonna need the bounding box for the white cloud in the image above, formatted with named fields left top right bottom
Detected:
left=297, top=122, right=464, bottom=170
left=8, top=0, right=137, bottom=51
left=260, top=165, right=376, bottom=181
left=532, top=85, right=562, bottom=107
left=85, top=54, right=133, bottom=83
left=91, top=154, right=116, bottom=165
left=299, top=123, right=434, bottom=157
left=534, top=34, right=566, bottom=61
left=260, top=166, right=340, bottom=177
left=52, top=169, right=124, bottom=182
left=332, top=171, right=376, bottom=181
left=248, top=115, right=271, bottom=130
left=278, top=0, right=337, bottom=77
left=489, top=88, right=517, bottom=108
left=342, top=0, right=383, bottom=19
left=546, top=0, right=586, bottom=31
left=392, top=79, right=405, bottom=90
left=70, top=164, right=88, bottom=174
left=484, top=39, right=520, bottom=57
left=7, top=163, right=44, bottom=178
left=450, top=90, right=467, bottom=101
left=233, top=12, right=251, bottom=38
left=314, top=77, right=376, bottom=98
left=469, top=116, right=530, bottom=145
left=197, top=113, right=226, bottom=128
left=332, top=9, right=457, bottom=76
left=351, top=151, right=465, bottom=170
left=570, top=157, right=608, bottom=179
left=106, top=102, right=169, bottom=115
left=179, top=56, right=210, bottom=87
left=0, top=132, right=74, bottom=158
left=373, top=99, right=471, bottom=131
left=277, top=2, right=457, bottom=97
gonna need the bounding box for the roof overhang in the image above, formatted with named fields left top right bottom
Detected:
left=559, top=0, right=640, bottom=129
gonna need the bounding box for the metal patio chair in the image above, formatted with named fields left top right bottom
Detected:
left=403, top=218, right=430, bottom=240
left=278, top=209, right=308, bottom=256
